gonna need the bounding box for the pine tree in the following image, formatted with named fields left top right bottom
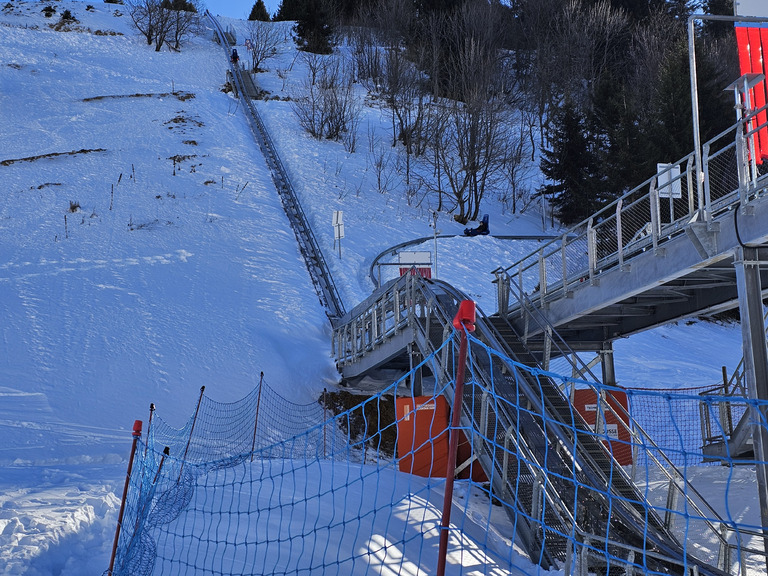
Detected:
left=702, top=0, right=735, bottom=38
left=540, top=100, right=604, bottom=226
left=248, top=0, right=271, bottom=21
left=294, top=0, right=334, bottom=54
left=274, top=0, right=305, bottom=21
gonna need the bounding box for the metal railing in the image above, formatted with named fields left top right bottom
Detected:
left=495, top=106, right=768, bottom=315
left=331, top=273, right=748, bottom=574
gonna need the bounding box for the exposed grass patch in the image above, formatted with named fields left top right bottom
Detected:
left=164, top=114, right=204, bottom=128
left=82, top=91, right=194, bottom=102
left=1, top=148, right=107, bottom=166
left=167, top=154, right=196, bottom=164
left=33, top=182, right=63, bottom=190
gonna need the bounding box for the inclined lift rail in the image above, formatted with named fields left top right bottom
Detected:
left=332, top=273, right=738, bottom=574
left=207, top=13, right=346, bottom=321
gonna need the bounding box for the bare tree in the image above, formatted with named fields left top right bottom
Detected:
left=414, top=1, right=515, bottom=223
left=152, top=3, right=174, bottom=51
left=301, top=51, right=327, bottom=86
left=126, top=0, right=200, bottom=51
left=247, top=19, right=283, bottom=72
left=126, top=0, right=160, bottom=46
left=165, top=0, right=201, bottom=51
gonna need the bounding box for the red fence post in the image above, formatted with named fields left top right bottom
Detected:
left=437, top=300, right=475, bottom=576
left=107, top=420, right=143, bottom=576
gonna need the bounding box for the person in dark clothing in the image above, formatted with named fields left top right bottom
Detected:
left=231, top=49, right=239, bottom=65
left=464, top=214, right=490, bottom=236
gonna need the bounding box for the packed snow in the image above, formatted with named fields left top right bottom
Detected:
left=0, top=1, right=754, bottom=574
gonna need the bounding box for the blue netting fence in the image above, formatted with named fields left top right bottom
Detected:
left=107, top=334, right=768, bottom=576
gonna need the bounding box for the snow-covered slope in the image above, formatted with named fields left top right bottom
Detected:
left=0, top=2, right=746, bottom=574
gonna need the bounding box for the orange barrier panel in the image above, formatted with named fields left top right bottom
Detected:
left=396, top=396, right=450, bottom=477
left=572, top=389, right=633, bottom=466
left=396, top=395, right=487, bottom=481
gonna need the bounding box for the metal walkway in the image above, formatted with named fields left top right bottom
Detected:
left=493, top=109, right=768, bottom=358
left=332, top=273, right=734, bottom=574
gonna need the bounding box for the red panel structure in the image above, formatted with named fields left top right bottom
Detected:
left=398, top=266, right=432, bottom=279
left=572, top=389, right=633, bottom=466
left=735, top=25, right=768, bottom=160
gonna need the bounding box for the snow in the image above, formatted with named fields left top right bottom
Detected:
left=0, top=2, right=752, bottom=575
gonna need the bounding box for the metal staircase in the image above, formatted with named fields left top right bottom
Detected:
left=332, top=274, right=734, bottom=574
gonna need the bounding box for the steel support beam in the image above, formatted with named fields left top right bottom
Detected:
left=734, top=246, right=768, bottom=569
left=600, top=342, right=616, bottom=387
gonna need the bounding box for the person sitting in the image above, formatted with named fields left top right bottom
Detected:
left=464, top=214, right=490, bottom=236
left=231, top=49, right=239, bottom=65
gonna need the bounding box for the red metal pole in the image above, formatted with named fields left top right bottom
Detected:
left=107, top=419, right=143, bottom=576
left=437, top=300, right=475, bottom=576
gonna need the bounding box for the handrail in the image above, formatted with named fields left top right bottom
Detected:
left=495, top=106, right=768, bottom=313
left=368, top=234, right=561, bottom=289
left=332, top=274, right=735, bottom=574
left=496, top=269, right=736, bottom=560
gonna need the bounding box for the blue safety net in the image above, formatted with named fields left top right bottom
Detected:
left=107, top=333, right=768, bottom=576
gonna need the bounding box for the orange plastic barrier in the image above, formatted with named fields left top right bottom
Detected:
left=572, top=389, right=633, bottom=466
left=396, top=396, right=487, bottom=481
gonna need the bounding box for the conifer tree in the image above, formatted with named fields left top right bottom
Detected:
left=248, top=0, right=270, bottom=21
left=273, top=0, right=304, bottom=21
left=540, top=100, right=604, bottom=226
left=293, top=0, right=334, bottom=54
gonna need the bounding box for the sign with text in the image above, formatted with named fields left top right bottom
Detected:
left=572, top=389, right=632, bottom=466
left=398, top=251, right=432, bottom=279
left=735, top=0, right=768, bottom=17
left=657, top=163, right=681, bottom=199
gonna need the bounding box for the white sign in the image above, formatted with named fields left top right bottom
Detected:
left=735, top=0, right=768, bottom=17
left=334, top=223, right=345, bottom=240
left=398, top=251, right=431, bottom=266
left=657, top=163, right=681, bottom=199
left=589, top=423, right=619, bottom=440
left=333, top=211, right=343, bottom=226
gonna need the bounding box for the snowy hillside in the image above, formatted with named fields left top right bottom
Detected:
left=0, top=1, right=746, bottom=574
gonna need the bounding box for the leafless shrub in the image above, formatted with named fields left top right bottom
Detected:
left=291, top=56, right=361, bottom=144
left=247, top=19, right=282, bottom=72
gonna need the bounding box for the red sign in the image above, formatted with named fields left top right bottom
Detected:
left=398, top=266, right=432, bottom=279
